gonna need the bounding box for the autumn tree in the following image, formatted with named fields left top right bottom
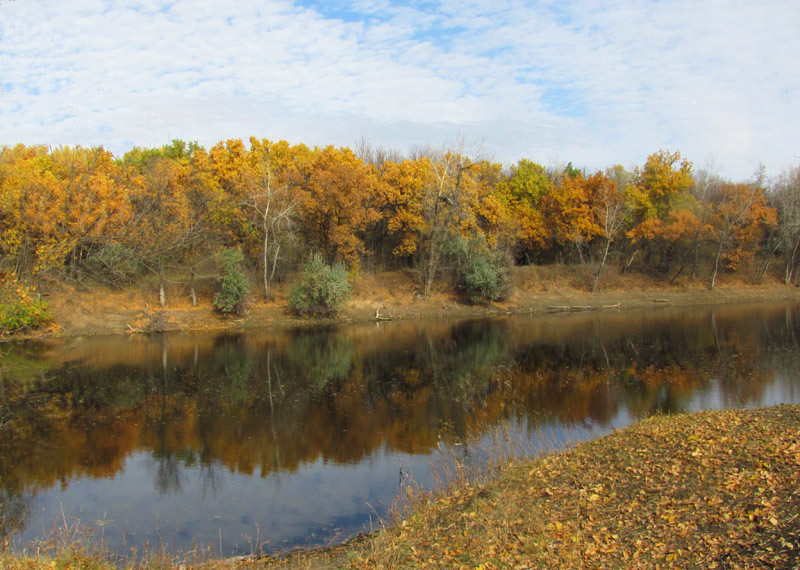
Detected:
left=626, top=150, right=697, bottom=275
left=2, top=135, right=793, bottom=304
left=124, top=154, right=199, bottom=304
left=684, top=165, right=725, bottom=280
left=0, top=145, right=131, bottom=280
left=208, top=139, right=251, bottom=245
left=111, top=140, right=220, bottom=304
left=51, top=146, right=132, bottom=278
left=478, top=187, right=518, bottom=257
left=545, top=172, right=603, bottom=263
left=631, top=150, right=694, bottom=220
left=771, top=165, right=800, bottom=285
left=494, top=159, right=551, bottom=264
left=591, top=172, right=631, bottom=292
left=0, top=144, right=57, bottom=276
left=416, top=144, right=481, bottom=297
left=706, top=183, right=777, bottom=289
left=369, top=158, right=430, bottom=266
left=301, top=146, right=378, bottom=266
left=242, top=138, right=306, bottom=299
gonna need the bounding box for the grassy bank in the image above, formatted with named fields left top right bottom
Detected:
left=29, top=263, right=800, bottom=337
left=4, top=404, right=799, bottom=569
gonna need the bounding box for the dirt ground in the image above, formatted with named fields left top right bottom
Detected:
left=36, top=265, right=800, bottom=338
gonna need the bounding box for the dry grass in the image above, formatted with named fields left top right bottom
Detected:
left=240, top=404, right=800, bottom=570
left=26, top=260, right=798, bottom=339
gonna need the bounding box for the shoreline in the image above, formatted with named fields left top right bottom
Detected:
left=34, top=276, right=800, bottom=339
left=3, top=287, right=800, bottom=568
left=242, top=403, right=800, bottom=569
left=5, top=403, right=797, bottom=569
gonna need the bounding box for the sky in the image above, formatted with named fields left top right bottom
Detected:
left=1, top=0, right=799, bottom=181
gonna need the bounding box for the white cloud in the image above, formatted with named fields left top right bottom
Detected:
left=1, top=0, right=798, bottom=180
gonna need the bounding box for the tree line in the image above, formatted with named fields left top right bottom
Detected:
left=1, top=138, right=799, bottom=307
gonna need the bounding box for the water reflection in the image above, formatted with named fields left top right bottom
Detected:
left=1, top=302, right=799, bottom=556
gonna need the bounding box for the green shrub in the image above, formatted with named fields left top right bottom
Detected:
left=0, top=274, right=51, bottom=335
left=460, top=249, right=510, bottom=304
left=85, top=242, right=142, bottom=286
left=213, top=249, right=249, bottom=314
left=289, top=252, right=351, bottom=316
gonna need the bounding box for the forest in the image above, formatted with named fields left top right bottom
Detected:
left=1, top=138, right=799, bottom=330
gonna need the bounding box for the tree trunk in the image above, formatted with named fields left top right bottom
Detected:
left=708, top=240, right=724, bottom=290
left=755, top=258, right=770, bottom=284
left=159, top=264, right=166, bottom=307
left=263, top=220, right=270, bottom=300
left=753, top=242, right=778, bottom=284
left=70, top=248, right=78, bottom=280
left=591, top=237, right=612, bottom=293
left=423, top=256, right=437, bottom=297
left=690, top=228, right=703, bottom=279
left=787, top=261, right=798, bottom=286
left=670, top=263, right=685, bottom=285
left=189, top=268, right=197, bottom=307
left=621, top=249, right=638, bottom=274
left=786, top=236, right=800, bottom=286
left=269, top=243, right=281, bottom=285
left=423, top=199, right=442, bottom=298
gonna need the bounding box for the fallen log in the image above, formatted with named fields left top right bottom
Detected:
left=547, top=305, right=596, bottom=313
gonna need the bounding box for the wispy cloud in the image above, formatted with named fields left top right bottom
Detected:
left=1, top=0, right=798, bottom=179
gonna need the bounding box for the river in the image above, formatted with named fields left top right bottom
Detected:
left=1, top=301, right=799, bottom=558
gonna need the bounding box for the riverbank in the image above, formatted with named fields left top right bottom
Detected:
left=328, top=403, right=800, bottom=570
left=32, top=264, right=800, bottom=337
left=3, top=404, right=799, bottom=569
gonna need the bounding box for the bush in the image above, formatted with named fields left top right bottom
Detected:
left=213, top=249, right=249, bottom=314
left=460, top=249, right=510, bottom=304
left=85, top=243, right=142, bottom=286
left=0, top=273, right=51, bottom=335
left=289, top=253, right=351, bottom=316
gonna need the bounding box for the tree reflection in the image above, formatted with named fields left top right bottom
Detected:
left=1, top=302, right=799, bottom=541
left=286, top=330, right=354, bottom=391
left=154, top=453, right=183, bottom=494
left=0, top=487, right=30, bottom=539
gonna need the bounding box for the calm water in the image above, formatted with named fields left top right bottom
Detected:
left=1, top=302, right=799, bottom=558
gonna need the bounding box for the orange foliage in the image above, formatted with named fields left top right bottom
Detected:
left=373, top=158, right=430, bottom=258
left=301, top=146, right=379, bottom=265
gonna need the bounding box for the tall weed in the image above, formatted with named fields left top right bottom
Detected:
left=0, top=273, right=50, bottom=335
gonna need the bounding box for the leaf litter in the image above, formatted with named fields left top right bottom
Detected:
left=251, top=404, right=800, bottom=569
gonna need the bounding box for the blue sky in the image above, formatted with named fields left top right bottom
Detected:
left=1, top=0, right=798, bottom=180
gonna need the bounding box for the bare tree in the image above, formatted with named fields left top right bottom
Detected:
left=353, top=136, right=403, bottom=168
left=772, top=165, right=800, bottom=285
left=592, top=174, right=630, bottom=292
left=417, top=141, right=479, bottom=297
left=243, top=150, right=302, bottom=300
left=687, top=161, right=725, bottom=279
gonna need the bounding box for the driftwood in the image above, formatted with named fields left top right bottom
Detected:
left=373, top=304, right=393, bottom=321
left=548, top=303, right=621, bottom=313
left=547, top=305, right=593, bottom=313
